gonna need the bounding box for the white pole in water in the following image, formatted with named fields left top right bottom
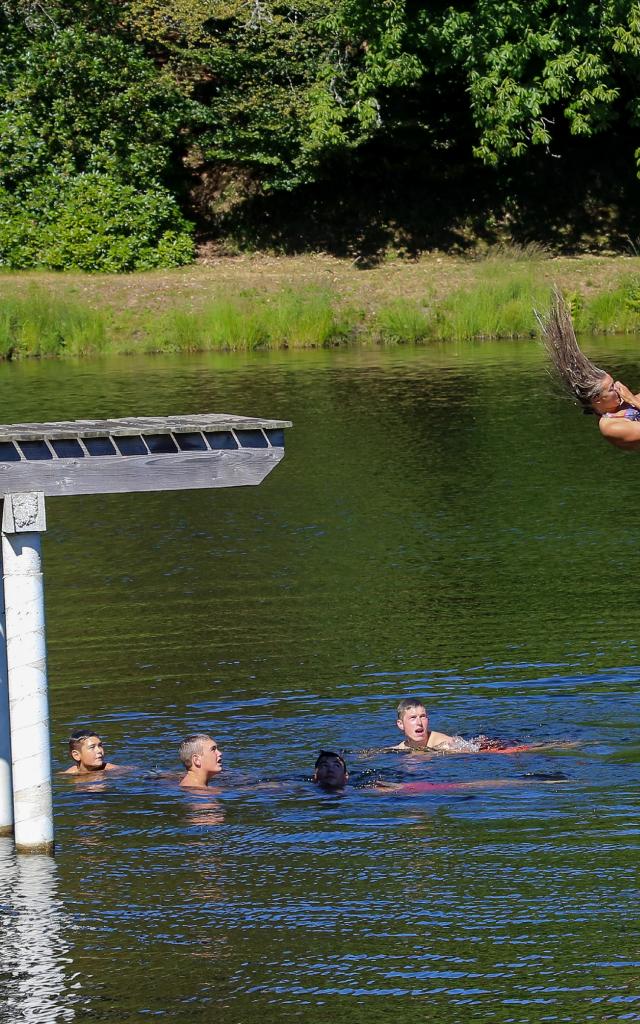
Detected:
left=0, top=524, right=14, bottom=837
left=2, top=493, right=53, bottom=854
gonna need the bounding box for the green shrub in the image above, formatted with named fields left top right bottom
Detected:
left=0, top=174, right=195, bottom=273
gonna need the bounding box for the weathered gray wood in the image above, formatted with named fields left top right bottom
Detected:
left=0, top=412, right=290, bottom=497
left=0, top=449, right=284, bottom=497
left=0, top=413, right=291, bottom=442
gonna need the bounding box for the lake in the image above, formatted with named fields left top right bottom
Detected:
left=0, top=339, right=638, bottom=1023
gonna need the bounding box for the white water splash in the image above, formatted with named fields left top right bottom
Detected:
left=445, top=734, right=485, bottom=753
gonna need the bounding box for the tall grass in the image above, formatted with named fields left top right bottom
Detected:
left=374, top=300, right=433, bottom=343
left=0, top=286, right=107, bottom=357
left=152, top=287, right=356, bottom=352
left=6, top=266, right=640, bottom=361
left=435, top=269, right=551, bottom=341
left=575, top=277, right=640, bottom=334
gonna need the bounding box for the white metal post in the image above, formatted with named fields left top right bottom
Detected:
left=2, top=493, right=53, bottom=854
left=0, top=527, right=13, bottom=836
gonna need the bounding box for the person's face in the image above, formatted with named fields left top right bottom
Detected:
left=398, top=705, right=429, bottom=744
left=197, top=738, right=223, bottom=776
left=314, top=756, right=347, bottom=789
left=591, top=373, right=621, bottom=415
left=73, top=736, right=105, bottom=772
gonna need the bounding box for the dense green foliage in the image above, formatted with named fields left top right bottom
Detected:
left=0, top=3, right=195, bottom=269
left=2, top=0, right=640, bottom=269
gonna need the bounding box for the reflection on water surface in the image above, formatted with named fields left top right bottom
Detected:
left=0, top=341, right=639, bottom=1022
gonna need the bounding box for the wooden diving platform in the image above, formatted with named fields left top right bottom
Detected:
left=0, top=413, right=292, bottom=497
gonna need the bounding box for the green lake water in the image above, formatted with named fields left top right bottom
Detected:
left=0, top=339, right=638, bottom=1023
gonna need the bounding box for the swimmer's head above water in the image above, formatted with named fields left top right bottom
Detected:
left=67, top=729, right=107, bottom=773
left=396, top=698, right=429, bottom=746
left=179, top=734, right=223, bottom=788
left=313, top=751, right=348, bottom=790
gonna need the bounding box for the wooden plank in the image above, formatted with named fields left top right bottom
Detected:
left=0, top=450, right=285, bottom=497
left=0, top=413, right=292, bottom=442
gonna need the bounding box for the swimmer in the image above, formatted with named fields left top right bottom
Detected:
left=179, top=734, right=223, bottom=789
left=390, top=698, right=577, bottom=756
left=63, top=729, right=121, bottom=775
left=312, top=753, right=567, bottom=794
left=539, top=289, right=640, bottom=450
left=312, top=750, right=349, bottom=791
left=392, top=698, right=455, bottom=751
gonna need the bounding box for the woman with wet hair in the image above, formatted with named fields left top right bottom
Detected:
left=539, top=290, right=640, bottom=450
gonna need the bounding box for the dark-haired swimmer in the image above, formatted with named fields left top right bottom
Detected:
left=63, top=729, right=123, bottom=775
left=179, top=734, right=223, bottom=790
left=313, top=752, right=567, bottom=794
left=312, top=751, right=348, bottom=791
left=540, top=289, right=640, bottom=451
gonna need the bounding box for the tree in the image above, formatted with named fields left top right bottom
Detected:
left=0, top=3, right=195, bottom=270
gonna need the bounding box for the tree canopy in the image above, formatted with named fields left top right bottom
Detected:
left=2, top=0, right=640, bottom=269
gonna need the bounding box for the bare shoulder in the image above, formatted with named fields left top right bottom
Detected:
left=598, top=416, right=640, bottom=447
left=427, top=730, right=454, bottom=749
left=179, top=773, right=202, bottom=789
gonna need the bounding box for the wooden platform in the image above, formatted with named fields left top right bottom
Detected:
left=0, top=413, right=291, bottom=497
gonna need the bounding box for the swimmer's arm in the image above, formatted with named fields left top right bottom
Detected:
left=467, top=777, right=570, bottom=788
left=599, top=415, right=640, bottom=449
left=375, top=777, right=569, bottom=794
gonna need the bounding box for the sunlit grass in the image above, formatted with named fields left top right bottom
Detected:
left=143, top=287, right=356, bottom=352
left=575, top=277, right=640, bottom=334
left=0, top=286, right=107, bottom=357
left=6, top=262, right=640, bottom=360
left=436, top=269, right=551, bottom=340
left=374, top=300, right=433, bottom=343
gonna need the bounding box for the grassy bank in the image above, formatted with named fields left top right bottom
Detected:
left=2, top=251, right=640, bottom=358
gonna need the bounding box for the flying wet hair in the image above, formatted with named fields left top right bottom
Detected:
left=68, top=728, right=102, bottom=756
left=537, top=288, right=608, bottom=411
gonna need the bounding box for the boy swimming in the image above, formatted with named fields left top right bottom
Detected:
left=393, top=698, right=455, bottom=751
left=178, top=734, right=223, bottom=789
left=312, top=750, right=349, bottom=790
left=391, top=697, right=579, bottom=755
left=312, top=751, right=567, bottom=793
left=63, top=729, right=121, bottom=775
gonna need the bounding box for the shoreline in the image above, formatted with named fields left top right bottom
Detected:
left=2, top=252, right=640, bottom=359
